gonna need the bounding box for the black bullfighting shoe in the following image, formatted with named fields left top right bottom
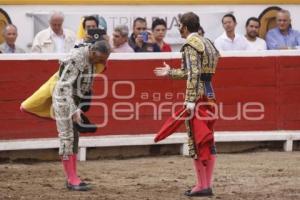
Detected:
left=74, top=114, right=97, bottom=133
left=66, top=181, right=91, bottom=191
left=184, top=188, right=213, bottom=197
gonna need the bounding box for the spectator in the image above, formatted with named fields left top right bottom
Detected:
left=0, top=24, right=25, bottom=53
left=31, top=11, right=76, bottom=53
left=78, top=15, right=99, bottom=44
left=128, top=17, right=160, bottom=52
left=244, top=17, right=267, bottom=50
left=76, top=15, right=109, bottom=46
left=151, top=18, right=172, bottom=52
left=198, top=25, right=205, bottom=37
left=111, top=25, right=134, bottom=52
left=266, top=9, right=300, bottom=49
left=214, top=13, right=248, bottom=51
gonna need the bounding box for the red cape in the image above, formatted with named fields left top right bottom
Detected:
left=154, top=101, right=216, bottom=162
left=154, top=107, right=188, bottom=142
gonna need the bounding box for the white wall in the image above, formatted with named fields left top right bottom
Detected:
left=1, top=4, right=300, bottom=52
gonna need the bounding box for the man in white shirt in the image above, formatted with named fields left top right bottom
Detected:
left=214, top=13, right=248, bottom=51
left=31, top=11, right=76, bottom=53
left=244, top=17, right=267, bottom=50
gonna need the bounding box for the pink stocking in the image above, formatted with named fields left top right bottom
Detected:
left=206, top=155, right=216, bottom=188
left=61, top=155, right=81, bottom=185
left=72, top=154, right=77, bottom=172
left=191, top=158, right=208, bottom=192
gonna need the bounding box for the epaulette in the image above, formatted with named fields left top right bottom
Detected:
left=181, top=34, right=205, bottom=53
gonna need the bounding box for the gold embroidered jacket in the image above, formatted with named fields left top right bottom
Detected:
left=169, top=33, right=219, bottom=102
left=52, top=46, right=95, bottom=118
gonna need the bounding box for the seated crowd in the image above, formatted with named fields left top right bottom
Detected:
left=0, top=9, right=299, bottom=54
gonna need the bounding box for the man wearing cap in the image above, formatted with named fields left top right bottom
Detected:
left=52, top=40, right=110, bottom=191
left=154, top=12, right=219, bottom=197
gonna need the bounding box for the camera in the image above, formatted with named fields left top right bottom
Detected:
left=87, top=28, right=106, bottom=42
left=141, top=31, right=149, bottom=42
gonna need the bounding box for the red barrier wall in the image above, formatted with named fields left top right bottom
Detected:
left=0, top=53, right=299, bottom=140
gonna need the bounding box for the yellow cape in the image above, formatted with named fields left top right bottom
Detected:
left=20, top=63, right=106, bottom=118
left=76, top=17, right=85, bottom=40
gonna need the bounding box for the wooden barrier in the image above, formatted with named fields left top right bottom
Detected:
left=0, top=51, right=299, bottom=141
left=1, top=131, right=300, bottom=161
